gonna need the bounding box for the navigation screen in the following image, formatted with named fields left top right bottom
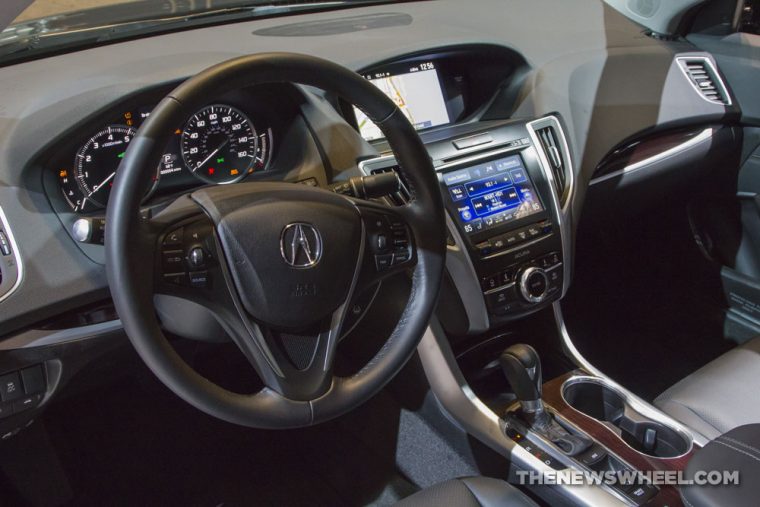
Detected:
left=443, top=154, right=544, bottom=235
left=355, top=61, right=450, bottom=141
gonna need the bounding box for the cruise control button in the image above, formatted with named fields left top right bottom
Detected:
left=393, top=250, right=411, bottom=264
left=375, top=254, right=393, bottom=271
left=162, top=250, right=184, bottom=271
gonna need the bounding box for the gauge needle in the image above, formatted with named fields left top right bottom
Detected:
left=193, top=139, right=229, bottom=172
left=89, top=171, right=116, bottom=196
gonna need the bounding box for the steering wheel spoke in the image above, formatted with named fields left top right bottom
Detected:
left=353, top=201, right=417, bottom=293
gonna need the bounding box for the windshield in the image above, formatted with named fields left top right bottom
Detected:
left=1, top=0, right=405, bottom=66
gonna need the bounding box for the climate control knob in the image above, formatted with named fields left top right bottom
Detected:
left=518, top=266, right=549, bottom=303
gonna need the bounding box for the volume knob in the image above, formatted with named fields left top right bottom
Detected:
left=518, top=267, right=549, bottom=304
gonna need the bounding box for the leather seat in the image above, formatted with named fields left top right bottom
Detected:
left=654, top=337, right=760, bottom=440
left=395, top=477, right=538, bottom=507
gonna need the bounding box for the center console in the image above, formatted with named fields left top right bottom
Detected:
left=360, top=116, right=573, bottom=334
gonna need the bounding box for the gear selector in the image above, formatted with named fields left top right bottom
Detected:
left=500, top=344, right=592, bottom=457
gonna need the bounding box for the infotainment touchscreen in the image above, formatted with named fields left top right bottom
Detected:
left=355, top=61, right=450, bottom=141
left=443, top=154, right=544, bottom=235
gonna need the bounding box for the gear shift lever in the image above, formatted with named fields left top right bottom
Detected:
left=499, top=344, right=548, bottom=425
left=500, top=344, right=593, bottom=456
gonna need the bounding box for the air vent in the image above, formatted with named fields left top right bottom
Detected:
left=677, top=57, right=731, bottom=105
left=370, top=165, right=410, bottom=205
left=535, top=126, right=568, bottom=204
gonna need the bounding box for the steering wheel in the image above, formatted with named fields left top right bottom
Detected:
left=105, top=53, right=446, bottom=428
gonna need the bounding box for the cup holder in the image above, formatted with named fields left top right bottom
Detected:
left=562, top=378, right=691, bottom=458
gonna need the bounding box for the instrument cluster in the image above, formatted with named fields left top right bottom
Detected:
left=56, top=93, right=276, bottom=214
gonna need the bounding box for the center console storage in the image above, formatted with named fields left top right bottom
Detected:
left=563, top=377, right=691, bottom=459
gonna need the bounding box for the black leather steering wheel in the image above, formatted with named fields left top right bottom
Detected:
left=105, top=53, right=446, bottom=428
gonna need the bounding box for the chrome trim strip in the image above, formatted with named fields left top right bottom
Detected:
left=553, top=302, right=709, bottom=447
left=561, top=375, right=693, bottom=459
left=590, top=128, right=715, bottom=185
left=526, top=116, right=574, bottom=299
left=434, top=143, right=527, bottom=171
left=0, top=205, right=24, bottom=304
left=676, top=56, right=733, bottom=107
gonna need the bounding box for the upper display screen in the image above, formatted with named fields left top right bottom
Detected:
left=443, top=154, right=544, bottom=235
left=355, top=61, right=450, bottom=141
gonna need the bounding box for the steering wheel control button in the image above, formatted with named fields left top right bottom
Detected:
left=0, top=403, right=10, bottom=419
left=189, top=271, right=209, bottom=288
left=375, top=254, right=393, bottom=271
left=0, top=372, right=23, bottom=402
left=163, top=273, right=187, bottom=286
left=519, top=267, right=549, bottom=304
left=187, top=247, right=206, bottom=269
left=163, top=228, right=184, bottom=247
left=162, top=250, right=184, bottom=271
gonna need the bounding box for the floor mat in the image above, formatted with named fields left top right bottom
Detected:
left=38, top=358, right=416, bottom=507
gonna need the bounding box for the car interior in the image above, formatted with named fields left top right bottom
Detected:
left=1, top=0, right=760, bottom=505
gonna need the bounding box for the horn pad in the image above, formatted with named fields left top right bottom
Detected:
left=191, top=182, right=363, bottom=329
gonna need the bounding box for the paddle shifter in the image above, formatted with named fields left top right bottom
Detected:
left=500, top=344, right=592, bottom=456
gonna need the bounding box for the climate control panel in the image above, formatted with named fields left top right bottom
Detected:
left=481, top=252, right=563, bottom=316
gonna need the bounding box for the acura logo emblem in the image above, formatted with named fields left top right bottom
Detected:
left=280, top=223, right=322, bottom=268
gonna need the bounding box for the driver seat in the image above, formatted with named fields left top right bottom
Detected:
left=396, top=477, right=538, bottom=507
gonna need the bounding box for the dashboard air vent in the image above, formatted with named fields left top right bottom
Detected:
left=677, top=57, right=730, bottom=105
left=370, top=165, right=410, bottom=205
left=535, top=126, right=567, bottom=203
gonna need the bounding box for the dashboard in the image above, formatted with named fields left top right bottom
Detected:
left=0, top=0, right=739, bottom=341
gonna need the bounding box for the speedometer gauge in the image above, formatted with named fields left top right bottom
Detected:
left=181, top=105, right=258, bottom=184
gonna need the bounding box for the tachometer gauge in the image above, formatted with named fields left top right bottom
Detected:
left=181, top=105, right=258, bottom=184
left=73, top=125, right=158, bottom=209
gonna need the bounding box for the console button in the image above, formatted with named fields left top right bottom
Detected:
left=486, top=285, right=519, bottom=315
left=526, top=224, right=543, bottom=238
left=578, top=445, right=607, bottom=466
left=0, top=373, right=23, bottom=402
left=481, top=275, right=499, bottom=291
left=0, top=403, right=11, bottom=419
left=20, top=366, right=45, bottom=395
left=491, top=236, right=508, bottom=250
left=475, top=241, right=492, bottom=257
